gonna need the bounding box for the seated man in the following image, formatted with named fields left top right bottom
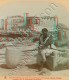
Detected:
left=37, top=28, right=53, bottom=71
left=37, top=28, right=67, bottom=72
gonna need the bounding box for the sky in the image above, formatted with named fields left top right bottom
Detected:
left=0, top=0, right=69, bottom=27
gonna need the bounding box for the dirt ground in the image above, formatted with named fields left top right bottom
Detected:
left=0, top=64, right=69, bottom=76
left=0, top=40, right=69, bottom=77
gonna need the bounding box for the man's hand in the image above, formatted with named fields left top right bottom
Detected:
left=39, top=45, right=44, bottom=49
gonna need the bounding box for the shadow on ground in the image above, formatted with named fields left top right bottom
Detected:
left=26, top=64, right=39, bottom=70
left=0, top=64, right=10, bottom=69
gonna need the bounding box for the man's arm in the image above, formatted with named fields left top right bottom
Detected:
left=44, top=34, right=52, bottom=48
left=39, top=35, right=44, bottom=45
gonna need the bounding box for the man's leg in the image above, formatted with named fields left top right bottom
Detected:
left=38, top=61, right=44, bottom=71
left=41, top=49, right=47, bottom=62
left=37, top=49, right=45, bottom=71
left=37, top=49, right=47, bottom=71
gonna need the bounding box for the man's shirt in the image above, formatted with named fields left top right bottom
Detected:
left=39, top=33, right=52, bottom=48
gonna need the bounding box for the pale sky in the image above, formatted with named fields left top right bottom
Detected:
left=0, top=0, right=69, bottom=27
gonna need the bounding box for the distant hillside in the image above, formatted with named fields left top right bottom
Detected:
left=57, top=23, right=69, bottom=30
left=34, top=23, right=69, bottom=32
